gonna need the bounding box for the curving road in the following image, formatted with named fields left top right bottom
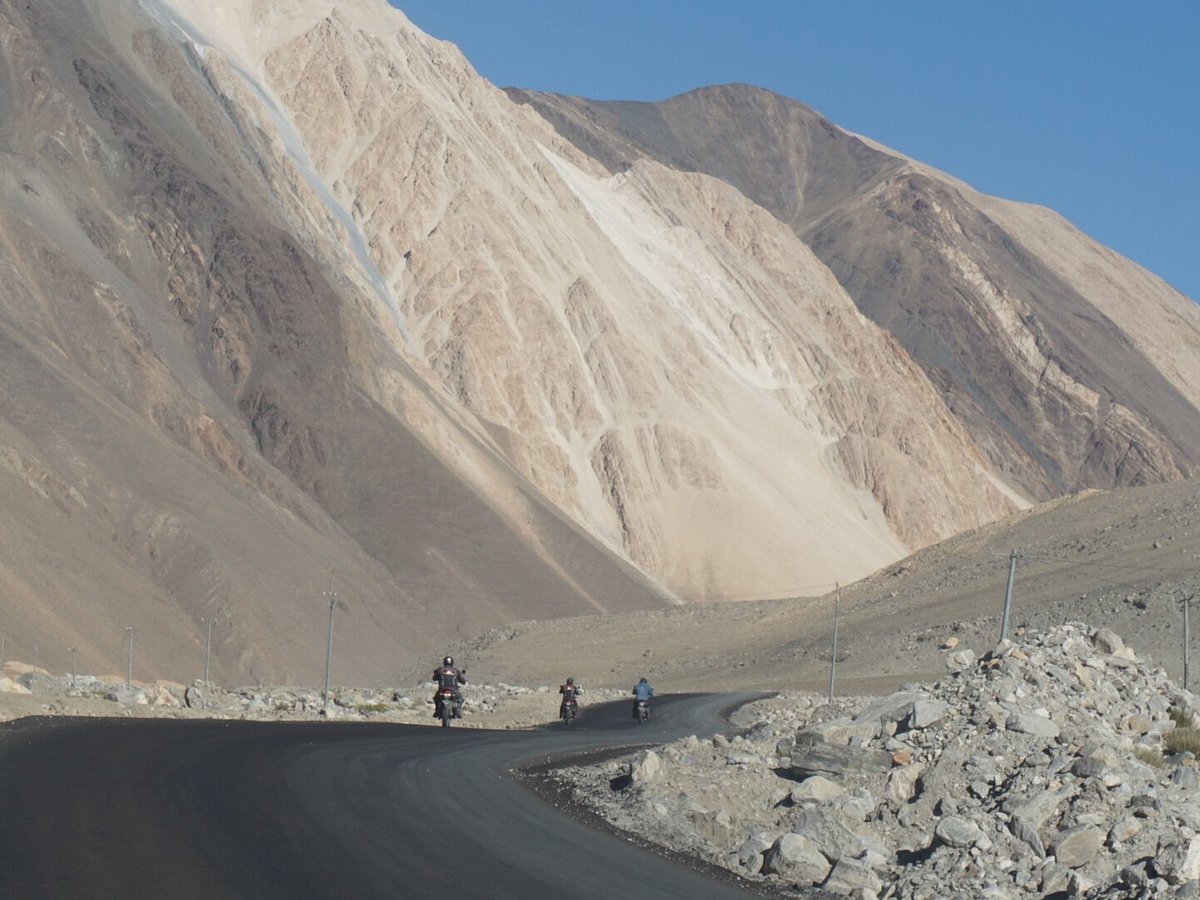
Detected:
left=0, top=694, right=766, bottom=899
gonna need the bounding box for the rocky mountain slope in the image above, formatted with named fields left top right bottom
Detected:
left=0, top=0, right=1196, bottom=685
left=0, top=0, right=667, bottom=686
left=508, top=85, right=1200, bottom=502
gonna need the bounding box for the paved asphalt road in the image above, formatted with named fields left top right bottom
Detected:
left=0, top=694, right=769, bottom=899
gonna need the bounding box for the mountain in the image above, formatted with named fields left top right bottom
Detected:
left=0, top=0, right=667, bottom=685
left=505, top=84, right=1200, bottom=501
left=0, top=0, right=1194, bottom=685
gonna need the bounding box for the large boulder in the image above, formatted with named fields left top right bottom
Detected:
left=730, top=831, right=776, bottom=875
left=852, top=691, right=922, bottom=734
left=806, top=719, right=881, bottom=745
left=790, top=739, right=893, bottom=780
left=762, top=833, right=831, bottom=884
left=821, top=856, right=884, bottom=897
left=885, top=764, right=923, bottom=807
left=790, top=807, right=874, bottom=862
left=906, top=699, right=950, bottom=730
left=1154, top=835, right=1200, bottom=885
left=630, top=750, right=663, bottom=784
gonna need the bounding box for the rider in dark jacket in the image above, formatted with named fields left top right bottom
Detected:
left=559, top=677, right=581, bottom=717
left=432, top=656, right=467, bottom=718
left=631, top=676, right=653, bottom=718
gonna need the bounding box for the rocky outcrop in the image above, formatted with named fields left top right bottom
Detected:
left=511, top=85, right=1200, bottom=502
left=552, top=625, right=1200, bottom=898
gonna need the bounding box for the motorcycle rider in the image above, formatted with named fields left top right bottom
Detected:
left=631, top=676, right=653, bottom=719
left=432, top=655, right=467, bottom=719
left=559, top=676, right=581, bottom=718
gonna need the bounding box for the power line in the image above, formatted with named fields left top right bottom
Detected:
left=1012, top=548, right=1199, bottom=577
left=373, top=577, right=841, bottom=606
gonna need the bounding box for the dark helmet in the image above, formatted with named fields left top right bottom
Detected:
left=639, top=676, right=647, bottom=683
left=566, top=677, right=575, bottom=685
left=443, top=656, right=454, bottom=667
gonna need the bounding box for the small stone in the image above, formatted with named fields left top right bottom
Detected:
left=1108, top=817, right=1142, bottom=846
left=1124, top=714, right=1154, bottom=734
left=1040, top=862, right=1072, bottom=895
left=734, top=832, right=775, bottom=875
left=1050, top=825, right=1102, bottom=868
left=1009, top=815, right=1046, bottom=858
left=1172, top=767, right=1199, bottom=789
left=790, top=775, right=846, bottom=803
left=935, top=815, right=985, bottom=849
left=908, top=700, right=950, bottom=730
left=885, top=764, right=923, bottom=806
left=1093, top=628, right=1125, bottom=654
left=1006, top=713, right=1060, bottom=739
left=184, top=684, right=208, bottom=709
left=946, top=649, right=977, bottom=672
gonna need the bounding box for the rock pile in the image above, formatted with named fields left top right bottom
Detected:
left=553, top=625, right=1200, bottom=898
left=0, top=661, right=593, bottom=728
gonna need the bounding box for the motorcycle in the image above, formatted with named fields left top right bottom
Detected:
left=635, top=698, right=650, bottom=724
left=560, top=697, right=577, bottom=725
left=434, top=688, right=460, bottom=727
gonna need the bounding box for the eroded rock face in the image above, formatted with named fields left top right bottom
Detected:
left=551, top=624, right=1200, bottom=898
left=511, top=86, right=1200, bottom=502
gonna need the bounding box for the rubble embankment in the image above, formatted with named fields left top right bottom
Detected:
left=550, top=625, right=1200, bottom=899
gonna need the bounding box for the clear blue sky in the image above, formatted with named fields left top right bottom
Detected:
left=392, top=2, right=1199, bottom=302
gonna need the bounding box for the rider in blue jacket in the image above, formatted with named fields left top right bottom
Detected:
left=631, top=676, right=653, bottom=718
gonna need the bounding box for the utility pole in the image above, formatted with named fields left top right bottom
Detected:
left=69, top=648, right=77, bottom=688
left=124, top=627, right=135, bottom=689
left=1184, top=594, right=1192, bottom=694
left=828, top=583, right=840, bottom=704
left=1000, top=550, right=1018, bottom=642
left=322, top=576, right=338, bottom=709
left=202, top=617, right=214, bottom=686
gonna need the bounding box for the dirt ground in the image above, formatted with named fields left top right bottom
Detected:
left=5, top=477, right=1197, bottom=727
left=430, top=477, right=1200, bottom=696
